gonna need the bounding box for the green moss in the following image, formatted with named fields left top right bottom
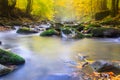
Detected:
left=84, top=34, right=93, bottom=38
left=72, top=24, right=84, bottom=31
left=17, top=27, right=37, bottom=34
left=91, top=27, right=107, bottom=37
left=85, top=24, right=101, bottom=30
left=0, top=49, right=25, bottom=65
left=75, top=32, right=85, bottom=39
left=40, top=29, right=59, bottom=36
left=91, top=27, right=120, bottom=38
left=61, top=27, right=72, bottom=34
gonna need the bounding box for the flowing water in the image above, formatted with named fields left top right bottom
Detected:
left=0, top=30, right=120, bottom=80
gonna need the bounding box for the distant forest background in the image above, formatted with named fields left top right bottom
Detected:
left=0, top=0, right=119, bottom=22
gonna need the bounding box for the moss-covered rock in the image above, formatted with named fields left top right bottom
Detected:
left=91, top=27, right=107, bottom=37
left=84, top=34, right=93, bottom=38
left=0, top=49, right=25, bottom=65
left=61, top=27, right=72, bottom=35
left=91, top=60, right=120, bottom=75
left=84, top=23, right=101, bottom=30
left=40, top=29, right=59, bottom=36
left=103, top=28, right=120, bottom=37
left=75, top=32, right=85, bottom=39
left=91, top=27, right=120, bottom=38
left=17, top=27, right=38, bottom=34
left=72, top=24, right=84, bottom=32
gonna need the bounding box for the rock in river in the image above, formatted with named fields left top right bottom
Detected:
left=0, top=64, right=12, bottom=76
left=91, top=60, right=120, bottom=75
left=17, top=27, right=38, bottom=34
left=0, top=48, right=25, bottom=65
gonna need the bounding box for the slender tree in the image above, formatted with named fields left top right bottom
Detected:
left=0, top=0, right=17, bottom=17
left=116, top=0, right=119, bottom=14
left=26, top=0, right=33, bottom=16
left=0, top=0, right=9, bottom=17
left=111, top=0, right=119, bottom=17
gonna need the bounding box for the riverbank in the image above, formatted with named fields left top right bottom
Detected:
left=0, top=16, right=120, bottom=39
left=0, top=17, right=120, bottom=39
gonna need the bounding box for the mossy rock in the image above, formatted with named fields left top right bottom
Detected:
left=17, top=27, right=38, bottom=34
left=61, top=27, right=72, bottom=35
left=75, top=32, right=85, bottom=39
left=91, top=60, right=120, bottom=75
left=84, top=34, right=93, bottom=38
left=0, top=49, right=25, bottom=65
left=91, top=27, right=107, bottom=37
left=71, top=24, right=84, bottom=31
left=91, top=27, right=120, bottom=38
left=40, top=29, right=59, bottom=36
left=61, top=27, right=85, bottom=39
left=84, top=23, right=101, bottom=30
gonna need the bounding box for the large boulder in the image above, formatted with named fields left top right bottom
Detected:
left=91, top=27, right=120, bottom=38
left=40, top=29, right=59, bottom=36
left=61, top=27, right=77, bottom=39
left=91, top=60, right=120, bottom=74
left=0, top=64, right=12, bottom=76
left=17, top=27, right=38, bottom=34
left=0, top=49, right=25, bottom=65
left=103, top=28, right=120, bottom=37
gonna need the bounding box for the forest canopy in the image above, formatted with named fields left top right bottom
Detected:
left=0, top=0, right=119, bottom=22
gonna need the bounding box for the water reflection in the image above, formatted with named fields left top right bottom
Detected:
left=0, top=31, right=120, bottom=80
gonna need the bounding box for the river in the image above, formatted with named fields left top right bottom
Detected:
left=0, top=30, right=120, bottom=80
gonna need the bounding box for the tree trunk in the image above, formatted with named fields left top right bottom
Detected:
left=26, top=0, right=33, bottom=16
left=111, top=0, right=119, bottom=17
left=0, top=0, right=17, bottom=17
left=116, top=0, right=119, bottom=14
left=102, top=0, right=107, bottom=10
left=0, top=0, right=9, bottom=17
left=9, top=0, right=17, bottom=17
